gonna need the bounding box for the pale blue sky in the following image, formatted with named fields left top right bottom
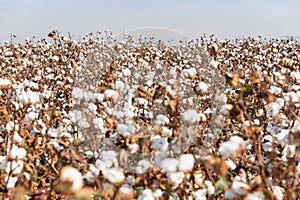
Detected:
left=1, top=0, right=300, bottom=42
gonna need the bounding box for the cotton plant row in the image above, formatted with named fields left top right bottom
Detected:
left=0, top=31, right=300, bottom=199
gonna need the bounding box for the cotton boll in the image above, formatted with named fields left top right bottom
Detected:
left=245, top=191, right=265, bottom=200
left=0, top=78, right=12, bottom=89
left=192, top=189, right=207, bottom=200
left=104, top=89, right=119, bottom=100
left=151, top=135, right=169, bottom=151
left=265, top=102, right=280, bottom=119
left=6, top=160, right=24, bottom=175
left=196, top=81, right=209, bottom=94
left=122, top=68, right=131, bottom=76
left=0, top=156, right=8, bottom=170
left=224, top=189, right=237, bottom=199
left=153, top=189, right=163, bottom=199
left=262, top=135, right=274, bottom=152
left=59, top=166, right=83, bottom=193
left=160, top=158, right=178, bottom=173
left=9, top=145, right=27, bottom=159
left=272, top=186, right=284, bottom=200
left=182, top=110, right=199, bottom=125
left=100, top=150, right=119, bottom=168
left=292, top=119, right=300, bottom=133
left=167, top=171, right=185, bottom=187
left=231, top=180, right=250, bottom=196
left=4, top=176, right=18, bottom=190
left=178, top=154, right=195, bottom=172
left=218, top=136, right=245, bottom=158
left=138, top=189, right=155, bottom=200
left=24, top=111, right=38, bottom=123
left=117, top=124, right=136, bottom=137
left=27, top=90, right=40, bottom=104
left=182, top=68, right=197, bottom=78
left=204, top=180, right=215, bottom=195
left=281, top=145, right=296, bottom=161
left=225, top=159, right=237, bottom=170
left=6, top=121, right=15, bottom=132
left=275, top=129, right=289, bottom=146
left=117, top=184, right=134, bottom=199
left=103, top=168, right=125, bottom=184
left=136, top=160, right=152, bottom=174
left=155, top=114, right=169, bottom=126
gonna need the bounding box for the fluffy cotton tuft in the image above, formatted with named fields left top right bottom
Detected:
left=218, top=136, right=245, bottom=158
left=59, top=166, right=83, bottom=193
left=178, top=154, right=195, bottom=172
left=103, top=168, right=125, bottom=184
left=182, top=109, right=199, bottom=125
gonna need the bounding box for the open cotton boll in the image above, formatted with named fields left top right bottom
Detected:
left=231, top=180, right=250, bottom=196
left=218, top=136, right=245, bottom=158
left=155, top=114, right=170, bottom=126
left=178, top=154, right=195, bottom=172
left=275, top=129, right=289, bottom=146
left=117, top=124, right=136, bottom=137
left=4, top=176, right=18, bottom=190
left=182, top=68, right=197, bottom=78
left=59, top=166, right=83, bottom=193
left=272, top=186, right=284, bottom=200
left=6, top=160, right=24, bottom=175
left=104, top=89, right=119, bottom=100
left=167, top=171, right=185, bottom=187
left=103, top=168, right=125, bottom=184
left=99, top=150, right=119, bottom=168
left=0, top=156, right=8, bottom=170
left=159, top=158, right=178, bottom=173
left=27, top=90, right=40, bottom=104
left=182, top=110, right=199, bottom=125
left=151, top=135, right=169, bottom=151
left=193, top=189, right=207, bottom=200
left=204, top=180, right=215, bottom=195
left=261, top=135, right=274, bottom=152
left=136, top=160, right=152, bottom=174
left=138, top=189, right=155, bottom=200
left=9, top=145, right=27, bottom=159
left=265, top=102, right=280, bottom=119
left=196, top=81, right=209, bottom=94
left=71, top=87, right=84, bottom=99
left=0, top=78, right=12, bottom=89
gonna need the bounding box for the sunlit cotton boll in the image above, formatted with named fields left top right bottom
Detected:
left=6, top=160, right=24, bottom=175
left=178, top=154, right=195, bottom=172
left=167, top=171, right=185, bottom=187
left=138, top=189, right=155, bottom=200
left=4, top=176, right=18, bottom=190
left=151, top=135, right=169, bottom=151
left=265, top=102, right=280, bottom=119
left=193, top=189, right=207, bottom=200
left=0, top=156, right=8, bottom=170
left=196, top=81, right=209, bottom=94
left=218, top=136, right=245, bottom=158
left=9, top=145, right=27, bottom=159
left=182, top=110, right=199, bottom=125
left=103, top=168, right=125, bottom=184
left=59, top=166, right=83, bottom=193
left=0, top=78, right=12, bottom=89
left=159, top=158, right=178, bottom=173
left=71, top=87, right=84, bottom=99
left=136, top=160, right=152, bottom=174
left=154, top=114, right=170, bottom=126
left=100, top=150, right=119, bottom=168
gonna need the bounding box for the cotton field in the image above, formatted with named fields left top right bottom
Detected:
left=1, top=30, right=300, bottom=199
